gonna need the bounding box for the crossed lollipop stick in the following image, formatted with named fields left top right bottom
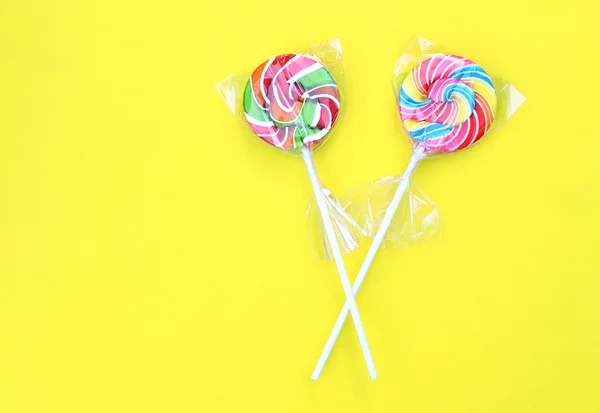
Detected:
left=310, top=146, right=426, bottom=380
left=301, top=147, right=378, bottom=380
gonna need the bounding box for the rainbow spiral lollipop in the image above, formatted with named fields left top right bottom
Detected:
left=243, top=54, right=340, bottom=150
left=399, top=54, right=497, bottom=153
left=312, top=53, right=500, bottom=380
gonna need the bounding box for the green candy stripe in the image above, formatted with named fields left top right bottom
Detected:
left=243, top=81, right=270, bottom=123
left=296, top=68, right=336, bottom=91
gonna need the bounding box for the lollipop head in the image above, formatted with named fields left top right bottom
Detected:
left=399, top=54, right=497, bottom=153
left=243, top=54, right=340, bottom=151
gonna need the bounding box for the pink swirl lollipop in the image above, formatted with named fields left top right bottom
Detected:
left=243, top=54, right=340, bottom=151
left=220, top=48, right=377, bottom=379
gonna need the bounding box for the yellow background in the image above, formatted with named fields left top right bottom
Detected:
left=0, top=1, right=598, bottom=412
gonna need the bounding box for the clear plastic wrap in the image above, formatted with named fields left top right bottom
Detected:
left=216, top=39, right=365, bottom=260
left=306, top=188, right=365, bottom=260
left=345, top=36, right=526, bottom=249
left=341, top=178, right=443, bottom=249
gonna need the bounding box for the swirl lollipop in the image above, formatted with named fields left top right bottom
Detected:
left=399, top=54, right=497, bottom=152
left=243, top=54, right=341, bottom=151
left=312, top=52, right=504, bottom=379
left=224, top=51, right=377, bottom=379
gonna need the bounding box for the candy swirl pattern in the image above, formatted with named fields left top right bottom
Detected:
left=399, top=54, right=497, bottom=152
left=243, top=54, right=340, bottom=150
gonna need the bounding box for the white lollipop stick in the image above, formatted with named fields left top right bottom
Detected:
left=311, top=146, right=426, bottom=380
left=301, top=147, right=377, bottom=380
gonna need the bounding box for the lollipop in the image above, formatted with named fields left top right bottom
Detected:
left=399, top=55, right=497, bottom=152
left=312, top=43, right=523, bottom=380
left=243, top=54, right=341, bottom=150
left=218, top=47, right=377, bottom=379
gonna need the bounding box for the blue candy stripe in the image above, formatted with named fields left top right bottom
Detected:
left=449, top=66, right=494, bottom=87
left=409, top=122, right=453, bottom=141
left=399, top=88, right=429, bottom=107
